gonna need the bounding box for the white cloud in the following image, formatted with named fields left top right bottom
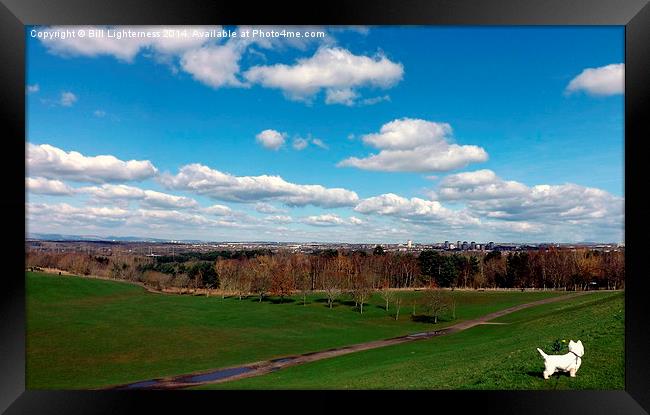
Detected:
left=93, top=110, right=106, bottom=117
left=59, top=91, right=77, bottom=106
left=435, top=169, right=623, bottom=229
left=265, top=215, right=293, bottom=223
left=292, top=135, right=327, bottom=151
left=338, top=118, right=488, bottom=172
left=26, top=177, right=74, bottom=195
left=202, top=204, right=233, bottom=216
left=354, top=193, right=479, bottom=226
left=77, top=184, right=198, bottom=209
left=303, top=213, right=347, bottom=226
left=437, top=169, right=528, bottom=200
left=566, top=63, right=624, bottom=96
left=292, top=138, right=309, bottom=150
left=325, top=88, right=358, bottom=106
left=180, top=43, right=246, bottom=88
left=27, top=202, right=132, bottom=227
left=27, top=84, right=40, bottom=94
left=311, top=138, right=328, bottom=149
left=254, top=202, right=286, bottom=214
left=243, top=47, right=404, bottom=104
left=360, top=95, right=390, bottom=106
left=159, top=163, right=359, bottom=208
left=349, top=216, right=365, bottom=225
left=27, top=143, right=158, bottom=183
left=256, top=129, right=286, bottom=150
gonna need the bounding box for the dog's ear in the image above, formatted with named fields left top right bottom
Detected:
left=569, top=340, right=574, bottom=345
left=577, top=340, right=583, bottom=345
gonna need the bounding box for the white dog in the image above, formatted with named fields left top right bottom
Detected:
left=537, top=340, right=584, bottom=379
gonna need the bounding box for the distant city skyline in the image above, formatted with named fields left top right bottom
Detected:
left=26, top=26, right=624, bottom=244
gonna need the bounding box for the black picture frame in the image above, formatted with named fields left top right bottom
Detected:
left=1, top=0, right=648, bottom=413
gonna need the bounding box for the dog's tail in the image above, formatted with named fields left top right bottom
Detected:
left=536, top=348, right=547, bottom=358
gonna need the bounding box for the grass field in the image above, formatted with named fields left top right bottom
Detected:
left=26, top=271, right=575, bottom=389
left=195, top=291, right=624, bottom=390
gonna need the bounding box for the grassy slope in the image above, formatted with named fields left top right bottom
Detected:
left=198, top=291, right=623, bottom=390
left=27, top=271, right=568, bottom=389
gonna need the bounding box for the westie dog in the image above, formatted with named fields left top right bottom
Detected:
left=537, top=340, right=584, bottom=379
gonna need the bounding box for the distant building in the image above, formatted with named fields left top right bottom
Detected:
left=444, top=240, right=450, bottom=249
left=470, top=241, right=476, bottom=250
left=407, top=240, right=413, bottom=249
left=462, top=241, right=469, bottom=250
left=486, top=241, right=495, bottom=250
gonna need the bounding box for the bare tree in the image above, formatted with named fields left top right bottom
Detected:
left=378, top=279, right=395, bottom=311
left=394, top=292, right=402, bottom=321
left=422, top=287, right=449, bottom=324
left=322, top=257, right=345, bottom=309
left=351, top=269, right=373, bottom=314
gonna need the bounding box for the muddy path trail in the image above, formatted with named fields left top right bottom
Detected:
left=106, top=291, right=593, bottom=390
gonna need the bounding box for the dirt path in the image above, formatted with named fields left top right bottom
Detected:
left=107, top=290, right=594, bottom=390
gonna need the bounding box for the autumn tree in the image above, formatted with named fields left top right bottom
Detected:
left=215, top=258, right=239, bottom=298
left=271, top=254, right=294, bottom=303
left=250, top=256, right=273, bottom=302
left=291, top=253, right=311, bottom=306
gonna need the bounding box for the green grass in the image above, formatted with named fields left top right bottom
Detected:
left=27, top=271, right=571, bottom=389
left=196, top=291, right=623, bottom=390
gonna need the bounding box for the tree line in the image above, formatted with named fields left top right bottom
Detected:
left=26, top=246, right=625, bottom=297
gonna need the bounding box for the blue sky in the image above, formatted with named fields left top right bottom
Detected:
left=25, top=26, right=624, bottom=243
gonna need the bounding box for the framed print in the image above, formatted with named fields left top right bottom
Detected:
left=1, top=0, right=649, bottom=413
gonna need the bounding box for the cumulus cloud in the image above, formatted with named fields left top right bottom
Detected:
left=256, top=129, right=286, bottom=150
left=27, top=84, right=40, bottom=94
left=354, top=193, right=480, bottom=226
left=437, top=169, right=528, bottom=200
left=243, top=47, right=404, bottom=104
left=325, top=88, right=359, bottom=106
left=254, top=202, right=286, bottom=214
left=202, top=204, right=233, bottom=216
left=566, top=63, right=624, bottom=96
left=27, top=202, right=131, bottom=227
left=27, top=143, right=158, bottom=183
left=59, top=91, right=77, bottom=106
left=265, top=215, right=293, bottom=223
left=292, top=135, right=327, bottom=151
left=435, top=169, right=623, bottom=228
left=77, top=184, right=198, bottom=209
left=26, top=177, right=74, bottom=195
left=302, top=213, right=347, bottom=226
left=349, top=216, right=365, bottom=225
left=159, top=163, right=359, bottom=208
left=338, top=118, right=488, bottom=172
left=180, top=43, right=246, bottom=88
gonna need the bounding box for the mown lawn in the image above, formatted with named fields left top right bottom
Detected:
left=27, top=271, right=569, bottom=389
left=197, top=291, right=623, bottom=390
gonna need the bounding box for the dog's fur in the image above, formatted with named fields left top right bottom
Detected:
left=537, top=340, right=584, bottom=379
